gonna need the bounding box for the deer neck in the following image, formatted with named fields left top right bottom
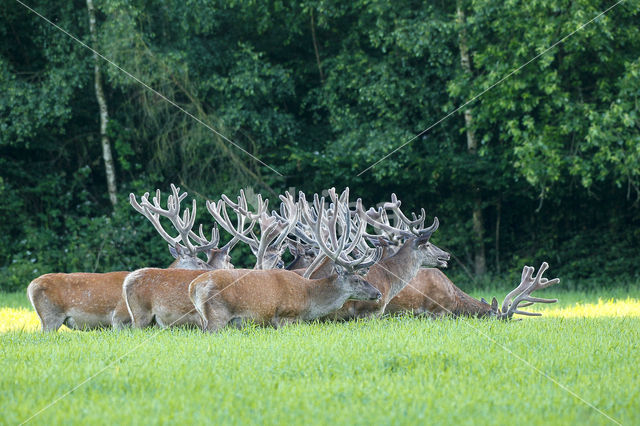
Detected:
left=449, top=285, right=493, bottom=317
left=371, top=241, right=422, bottom=303
left=307, top=256, right=335, bottom=279
left=303, top=275, right=350, bottom=321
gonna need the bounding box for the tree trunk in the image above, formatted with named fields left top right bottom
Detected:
left=457, top=2, right=486, bottom=276
left=310, top=9, right=324, bottom=84
left=87, top=0, right=117, bottom=208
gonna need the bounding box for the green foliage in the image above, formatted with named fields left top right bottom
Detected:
left=1, top=0, right=639, bottom=290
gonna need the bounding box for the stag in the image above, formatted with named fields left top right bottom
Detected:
left=27, top=185, right=231, bottom=331
left=305, top=191, right=450, bottom=320
left=123, top=192, right=296, bottom=328
left=386, top=261, right=559, bottom=319
left=188, top=188, right=383, bottom=331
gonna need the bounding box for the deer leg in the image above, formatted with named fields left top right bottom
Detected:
left=202, top=302, right=231, bottom=333
left=40, top=310, right=66, bottom=332
left=27, top=284, right=65, bottom=332
left=272, top=317, right=297, bottom=329
left=123, top=290, right=153, bottom=328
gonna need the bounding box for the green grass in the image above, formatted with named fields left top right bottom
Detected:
left=1, top=286, right=639, bottom=425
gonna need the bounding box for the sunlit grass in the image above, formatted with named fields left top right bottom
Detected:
left=0, top=307, right=40, bottom=332
left=2, top=287, right=639, bottom=425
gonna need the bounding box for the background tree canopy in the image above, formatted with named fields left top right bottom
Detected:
left=1, top=0, right=638, bottom=291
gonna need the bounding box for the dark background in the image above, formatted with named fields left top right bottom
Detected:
left=1, top=0, right=638, bottom=291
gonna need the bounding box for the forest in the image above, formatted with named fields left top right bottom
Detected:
left=1, top=0, right=639, bottom=292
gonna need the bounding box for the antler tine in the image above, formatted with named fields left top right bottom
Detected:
left=300, top=194, right=331, bottom=278
left=187, top=223, right=220, bottom=252
left=501, top=266, right=534, bottom=312
left=206, top=198, right=255, bottom=246
left=269, top=192, right=300, bottom=249
left=130, top=192, right=180, bottom=247
left=383, top=193, right=430, bottom=235
left=334, top=224, right=383, bottom=271
left=500, top=262, right=560, bottom=319
left=339, top=245, right=383, bottom=269
left=131, top=185, right=218, bottom=256
left=254, top=213, right=283, bottom=269
left=356, top=199, right=414, bottom=239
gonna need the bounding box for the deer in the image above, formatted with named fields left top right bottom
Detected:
left=27, top=184, right=232, bottom=332
left=122, top=192, right=299, bottom=329
left=385, top=261, right=560, bottom=319
left=295, top=195, right=560, bottom=320
left=303, top=192, right=450, bottom=320
left=188, top=188, right=383, bottom=332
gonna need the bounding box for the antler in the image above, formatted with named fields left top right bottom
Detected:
left=299, top=188, right=382, bottom=278
left=355, top=194, right=438, bottom=243
left=205, top=190, right=259, bottom=254
left=130, top=184, right=219, bottom=257
left=499, top=262, right=560, bottom=319
left=208, top=190, right=299, bottom=269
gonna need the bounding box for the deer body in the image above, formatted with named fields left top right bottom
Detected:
left=123, top=268, right=208, bottom=328
left=385, top=268, right=492, bottom=317
left=322, top=239, right=447, bottom=320
left=26, top=184, right=240, bottom=333
left=189, top=268, right=382, bottom=331
left=27, top=272, right=131, bottom=331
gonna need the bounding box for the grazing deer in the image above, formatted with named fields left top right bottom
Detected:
left=27, top=185, right=231, bottom=332
left=385, top=262, right=560, bottom=319
left=189, top=188, right=383, bottom=331
left=122, top=192, right=294, bottom=329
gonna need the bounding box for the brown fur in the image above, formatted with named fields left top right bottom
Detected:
left=189, top=268, right=380, bottom=332
left=27, top=272, right=131, bottom=331
left=123, top=268, right=208, bottom=328
left=385, top=269, right=492, bottom=317
left=322, top=241, right=432, bottom=320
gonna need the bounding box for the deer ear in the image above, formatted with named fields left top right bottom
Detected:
left=481, top=297, right=488, bottom=304
left=169, top=244, right=179, bottom=259
left=491, top=297, right=499, bottom=311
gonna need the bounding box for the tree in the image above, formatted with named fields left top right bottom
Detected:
left=86, top=0, right=118, bottom=208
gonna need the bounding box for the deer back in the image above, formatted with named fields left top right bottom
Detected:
left=27, top=271, right=131, bottom=331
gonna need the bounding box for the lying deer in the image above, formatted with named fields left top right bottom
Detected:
left=385, top=262, right=560, bottom=319
left=27, top=184, right=233, bottom=331
left=123, top=192, right=299, bottom=328
left=189, top=188, right=382, bottom=331
left=310, top=192, right=451, bottom=320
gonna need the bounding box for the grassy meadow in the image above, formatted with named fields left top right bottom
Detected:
left=1, top=285, right=639, bottom=425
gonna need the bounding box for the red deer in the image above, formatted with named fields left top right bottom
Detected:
left=123, top=192, right=299, bottom=328
left=385, top=262, right=559, bottom=319
left=188, top=188, right=383, bottom=331
left=27, top=185, right=232, bottom=331
left=314, top=192, right=450, bottom=320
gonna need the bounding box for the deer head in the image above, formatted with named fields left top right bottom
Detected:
left=299, top=188, right=382, bottom=302
left=482, top=262, right=560, bottom=319
left=355, top=194, right=450, bottom=269
left=284, top=238, right=318, bottom=270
